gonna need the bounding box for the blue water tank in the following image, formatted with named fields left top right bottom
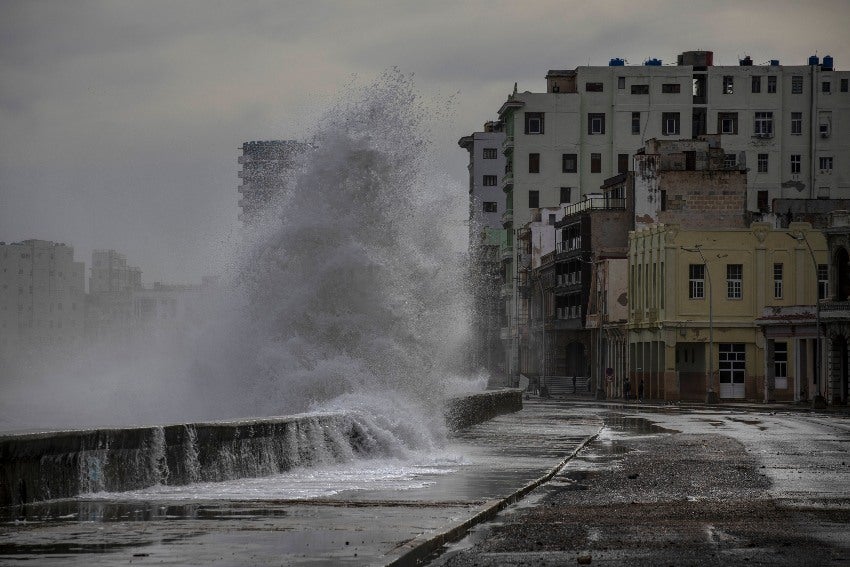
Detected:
left=609, top=58, right=625, bottom=67
left=823, top=55, right=834, bottom=70
left=809, top=55, right=820, bottom=66
left=644, top=58, right=662, bottom=66
left=769, top=59, right=780, bottom=66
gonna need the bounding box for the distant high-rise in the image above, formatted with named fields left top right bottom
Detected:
left=0, top=240, right=86, bottom=357
left=237, top=140, right=309, bottom=224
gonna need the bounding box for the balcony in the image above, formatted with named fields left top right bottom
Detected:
left=556, top=239, right=583, bottom=254
left=501, top=209, right=514, bottom=227
left=502, top=136, right=514, bottom=152
left=561, top=197, right=626, bottom=218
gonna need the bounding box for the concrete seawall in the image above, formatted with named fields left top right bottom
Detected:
left=0, top=389, right=522, bottom=507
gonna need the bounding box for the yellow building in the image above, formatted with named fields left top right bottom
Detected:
left=629, top=222, right=826, bottom=402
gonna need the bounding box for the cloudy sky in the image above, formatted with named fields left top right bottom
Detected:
left=1, top=0, right=848, bottom=284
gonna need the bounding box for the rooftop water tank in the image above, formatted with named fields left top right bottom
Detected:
left=809, top=55, right=820, bottom=66
left=769, top=59, right=780, bottom=66
left=609, top=58, right=625, bottom=67
left=823, top=55, right=834, bottom=70
left=644, top=58, right=662, bottom=66
left=739, top=56, right=753, bottom=66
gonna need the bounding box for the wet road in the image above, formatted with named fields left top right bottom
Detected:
left=1, top=400, right=849, bottom=566
left=434, top=401, right=850, bottom=566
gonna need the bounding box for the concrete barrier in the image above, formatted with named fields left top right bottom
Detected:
left=444, top=388, right=523, bottom=431
left=1, top=390, right=523, bottom=507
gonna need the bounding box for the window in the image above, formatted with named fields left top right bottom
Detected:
left=483, top=201, right=497, bottom=213
left=689, top=264, right=705, bottom=299
left=560, top=187, right=572, bottom=204
left=525, top=112, right=544, bottom=134
left=631, top=112, right=641, bottom=134
left=529, top=153, right=540, bottom=173
left=528, top=190, right=539, bottom=208
left=723, top=75, right=734, bottom=94
left=757, top=153, right=769, bottom=173
left=774, top=342, right=788, bottom=388
left=586, top=82, right=604, bottom=92
left=773, top=263, right=783, bottom=298
left=727, top=264, right=743, bottom=299
left=562, top=153, right=577, bottom=173
left=718, top=112, right=738, bottom=134
left=724, top=154, right=737, bottom=168
left=754, top=112, right=773, bottom=136
left=631, top=84, right=649, bottom=95
left=618, top=76, right=625, bottom=89
left=791, top=112, right=802, bottom=135
left=792, top=75, right=803, bottom=94
left=483, top=148, right=497, bottom=159
left=822, top=81, right=831, bottom=94
left=662, top=112, right=680, bottom=135
left=842, top=78, right=849, bottom=92
left=662, top=83, right=681, bottom=94
left=483, top=175, right=497, bottom=186
left=588, top=113, right=605, bottom=134
left=819, top=156, right=833, bottom=172
left=548, top=214, right=556, bottom=226
left=752, top=76, right=762, bottom=93
left=818, top=264, right=829, bottom=299
left=819, top=121, right=831, bottom=137
left=590, top=153, right=601, bottom=173
left=660, top=190, right=667, bottom=211
left=618, top=153, right=629, bottom=174
left=791, top=154, right=801, bottom=174
left=767, top=76, right=777, bottom=93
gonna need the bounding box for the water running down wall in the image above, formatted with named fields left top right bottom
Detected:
left=0, top=390, right=522, bottom=507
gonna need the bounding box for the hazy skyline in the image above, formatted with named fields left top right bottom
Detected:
left=2, top=0, right=848, bottom=284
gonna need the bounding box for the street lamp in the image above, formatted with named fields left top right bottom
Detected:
left=682, top=245, right=718, bottom=404
left=787, top=231, right=824, bottom=407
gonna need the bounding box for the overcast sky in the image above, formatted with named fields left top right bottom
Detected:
left=1, top=0, right=848, bottom=284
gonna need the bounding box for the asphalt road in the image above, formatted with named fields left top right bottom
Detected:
left=432, top=400, right=850, bottom=566
left=1, top=400, right=848, bottom=566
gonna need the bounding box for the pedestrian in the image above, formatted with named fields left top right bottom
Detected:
left=623, top=378, right=630, bottom=400
left=572, top=375, right=577, bottom=393
left=638, top=379, right=644, bottom=402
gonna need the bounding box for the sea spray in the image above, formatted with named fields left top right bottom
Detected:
left=0, top=71, right=482, bottom=449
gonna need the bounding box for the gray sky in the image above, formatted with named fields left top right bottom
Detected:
left=1, top=0, right=848, bottom=284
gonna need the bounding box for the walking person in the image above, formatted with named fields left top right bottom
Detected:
left=572, top=375, right=577, bottom=394
left=638, top=379, right=645, bottom=402
left=623, top=378, right=631, bottom=400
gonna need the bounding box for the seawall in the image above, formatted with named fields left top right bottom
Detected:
left=0, top=389, right=522, bottom=507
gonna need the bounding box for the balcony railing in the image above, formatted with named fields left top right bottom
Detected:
left=562, top=197, right=626, bottom=218
left=502, top=136, right=514, bottom=151
left=820, top=300, right=850, bottom=312
left=502, top=209, right=514, bottom=226
left=557, top=239, right=582, bottom=253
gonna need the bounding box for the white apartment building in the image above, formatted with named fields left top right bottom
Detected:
left=458, top=122, right=507, bottom=244
left=494, top=50, right=850, bottom=380
left=0, top=240, right=86, bottom=359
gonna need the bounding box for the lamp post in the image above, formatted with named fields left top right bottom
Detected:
left=787, top=231, right=824, bottom=408
left=682, top=245, right=717, bottom=404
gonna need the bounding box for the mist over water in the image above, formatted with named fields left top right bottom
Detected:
left=1, top=71, right=483, bottom=440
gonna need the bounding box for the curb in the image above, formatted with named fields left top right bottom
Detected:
left=382, top=427, right=603, bottom=566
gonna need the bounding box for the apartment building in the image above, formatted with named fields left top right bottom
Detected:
left=0, top=240, right=86, bottom=360
left=630, top=222, right=826, bottom=402
left=492, top=50, right=849, bottom=382
left=459, top=122, right=508, bottom=379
